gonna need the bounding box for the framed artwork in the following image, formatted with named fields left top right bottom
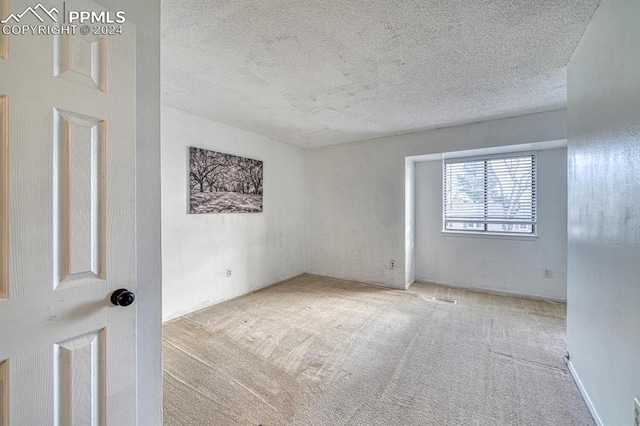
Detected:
left=189, top=147, right=263, bottom=214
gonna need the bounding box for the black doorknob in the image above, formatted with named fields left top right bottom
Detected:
left=111, top=289, right=135, bottom=307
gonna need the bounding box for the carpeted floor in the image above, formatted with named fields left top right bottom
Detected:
left=163, top=274, right=594, bottom=426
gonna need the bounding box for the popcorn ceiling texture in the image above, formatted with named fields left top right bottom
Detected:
left=162, top=0, right=600, bottom=148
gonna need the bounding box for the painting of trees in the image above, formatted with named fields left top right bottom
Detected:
left=189, top=147, right=263, bottom=213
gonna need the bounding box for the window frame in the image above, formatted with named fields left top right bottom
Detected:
left=442, top=151, right=538, bottom=237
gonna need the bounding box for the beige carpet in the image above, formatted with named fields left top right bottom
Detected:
left=163, top=274, right=594, bottom=426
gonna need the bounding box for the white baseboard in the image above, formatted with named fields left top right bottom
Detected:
left=304, top=272, right=405, bottom=291
left=414, top=277, right=566, bottom=302
left=162, top=272, right=305, bottom=323
left=566, top=360, right=603, bottom=426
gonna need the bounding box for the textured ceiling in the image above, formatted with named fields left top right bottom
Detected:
left=162, top=0, right=599, bottom=148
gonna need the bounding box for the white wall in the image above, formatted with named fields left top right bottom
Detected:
left=305, top=110, right=567, bottom=289
left=96, top=0, right=163, bottom=422
left=161, top=106, right=306, bottom=321
left=415, top=148, right=567, bottom=300
left=566, top=0, right=640, bottom=424
left=404, top=159, right=416, bottom=287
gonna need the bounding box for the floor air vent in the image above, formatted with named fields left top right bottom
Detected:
left=432, top=297, right=457, bottom=304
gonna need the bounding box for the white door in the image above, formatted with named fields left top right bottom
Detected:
left=0, top=0, right=137, bottom=424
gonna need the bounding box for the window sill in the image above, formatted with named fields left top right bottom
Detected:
left=441, top=230, right=538, bottom=240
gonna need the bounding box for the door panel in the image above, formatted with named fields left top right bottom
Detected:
left=54, top=35, right=106, bottom=91
left=54, top=329, right=105, bottom=426
left=53, top=108, right=106, bottom=288
left=0, top=360, right=6, bottom=426
left=0, top=0, right=137, bottom=424
left=0, top=94, right=7, bottom=300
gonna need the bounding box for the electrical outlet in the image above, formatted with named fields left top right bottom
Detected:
left=634, top=398, right=639, bottom=426
left=389, top=260, right=396, bottom=269
left=544, top=269, right=552, bottom=279
left=226, top=269, right=232, bottom=278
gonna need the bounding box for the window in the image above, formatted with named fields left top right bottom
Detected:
left=443, top=153, right=536, bottom=235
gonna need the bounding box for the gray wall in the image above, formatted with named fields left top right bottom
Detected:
left=566, top=0, right=640, bottom=424
left=96, top=0, right=162, bottom=423
left=305, top=110, right=567, bottom=289
left=161, top=106, right=306, bottom=321
left=415, top=148, right=567, bottom=300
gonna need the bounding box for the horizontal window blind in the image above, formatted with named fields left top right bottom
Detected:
left=443, top=153, right=536, bottom=234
